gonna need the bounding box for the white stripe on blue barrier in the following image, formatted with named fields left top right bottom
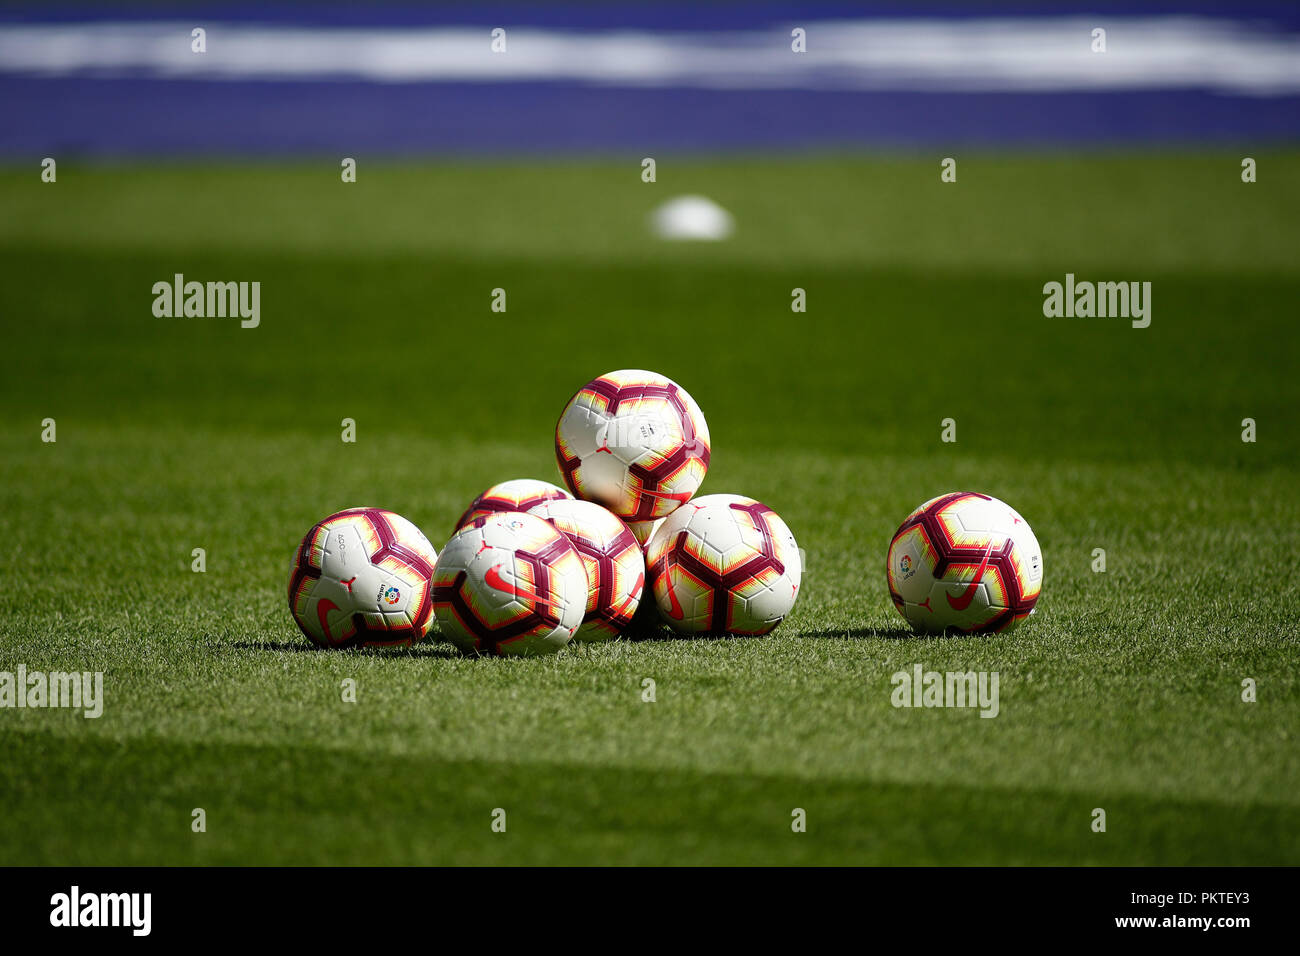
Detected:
left=1, top=17, right=1298, bottom=94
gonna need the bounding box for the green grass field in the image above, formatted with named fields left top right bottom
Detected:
left=1, top=153, right=1297, bottom=865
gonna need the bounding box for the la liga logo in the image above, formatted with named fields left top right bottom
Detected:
left=900, top=555, right=912, bottom=574
left=383, top=587, right=401, bottom=605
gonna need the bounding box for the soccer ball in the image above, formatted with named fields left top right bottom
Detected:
left=528, top=498, right=644, bottom=641
left=432, top=511, right=587, bottom=656
left=646, top=494, right=801, bottom=635
left=455, top=478, right=572, bottom=530
left=886, top=492, right=1043, bottom=634
left=627, top=517, right=664, bottom=550
left=555, top=369, right=711, bottom=522
left=287, top=508, right=438, bottom=649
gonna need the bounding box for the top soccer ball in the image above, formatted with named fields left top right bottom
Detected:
left=554, top=369, right=711, bottom=522
left=287, top=507, right=439, bottom=649
left=645, top=494, right=801, bottom=635
left=455, top=478, right=572, bottom=531
left=886, top=492, right=1043, bottom=634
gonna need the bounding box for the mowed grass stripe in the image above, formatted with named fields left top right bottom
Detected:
left=1, top=245, right=1296, bottom=466
left=2, top=153, right=1298, bottom=274
left=4, top=731, right=1297, bottom=866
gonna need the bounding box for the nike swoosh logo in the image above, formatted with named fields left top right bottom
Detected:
left=612, top=573, right=645, bottom=618
left=317, top=599, right=341, bottom=641
left=486, top=563, right=557, bottom=611
left=665, top=575, right=684, bottom=620
left=946, top=542, right=996, bottom=611
left=638, top=487, right=692, bottom=503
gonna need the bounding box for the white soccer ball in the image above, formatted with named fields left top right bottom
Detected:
left=645, top=494, right=801, bottom=635
left=432, top=511, right=587, bottom=656
left=555, top=369, right=711, bottom=522
left=455, top=478, right=572, bottom=531
left=528, top=499, right=644, bottom=641
left=288, top=508, right=438, bottom=649
left=886, top=492, right=1043, bottom=634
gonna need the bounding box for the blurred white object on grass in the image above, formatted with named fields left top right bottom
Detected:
left=650, top=195, right=734, bottom=241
